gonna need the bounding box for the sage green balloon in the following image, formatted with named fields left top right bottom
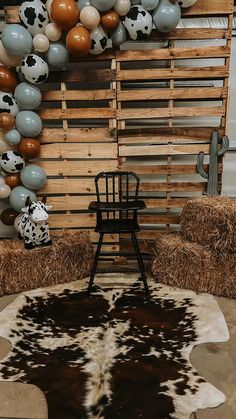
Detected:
left=91, top=0, right=116, bottom=12
left=5, top=129, right=21, bottom=146
left=1, top=24, right=32, bottom=58
left=20, top=164, right=47, bottom=190
left=14, top=82, right=42, bottom=110
left=16, top=111, right=42, bottom=137
left=111, top=22, right=127, bottom=47
left=10, top=186, right=36, bottom=212
left=46, top=42, right=69, bottom=70
left=141, top=0, right=159, bottom=10
left=153, top=0, right=181, bottom=33
left=78, top=0, right=91, bottom=9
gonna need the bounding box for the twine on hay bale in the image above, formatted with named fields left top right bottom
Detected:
left=180, top=196, right=236, bottom=255
left=0, top=230, right=94, bottom=296
left=152, top=233, right=236, bottom=298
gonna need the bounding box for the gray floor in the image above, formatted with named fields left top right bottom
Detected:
left=0, top=293, right=235, bottom=419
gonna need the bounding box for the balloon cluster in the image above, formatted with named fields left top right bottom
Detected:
left=0, top=64, right=46, bottom=229
left=0, top=0, right=199, bottom=232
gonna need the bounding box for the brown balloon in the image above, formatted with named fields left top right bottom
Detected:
left=0, top=66, right=18, bottom=93
left=0, top=208, right=19, bottom=226
left=101, top=10, right=120, bottom=32
left=5, top=173, right=22, bottom=189
left=51, top=0, right=80, bottom=31
left=0, top=112, right=15, bottom=131
left=18, top=138, right=41, bottom=159
left=66, top=26, right=91, bottom=57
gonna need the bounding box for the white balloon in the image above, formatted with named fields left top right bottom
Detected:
left=33, top=34, right=50, bottom=52
left=0, top=41, right=22, bottom=68
left=115, top=0, right=131, bottom=15
left=14, top=213, right=22, bottom=232
left=46, top=0, right=53, bottom=19
left=44, top=22, right=62, bottom=41
left=0, top=184, right=11, bottom=198
left=0, top=175, right=5, bottom=186
left=176, top=0, right=198, bottom=7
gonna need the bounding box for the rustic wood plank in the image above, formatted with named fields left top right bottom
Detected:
left=181, top=0, right=233, bottom=15
left=39, top=160, right=117, bottom=176
left=116, top=46, right=230, bottom=62
left=118, top=87, right=227, bottom=102
left=40, top=143, right=117, bottom=159
left=46, top=69, right=114, bottom=83
left=150, top=28, right=230, bottom=40
left=130, top=182, right=205, bottom=192
left=42, top=89, right=115, bottom=101
left=119, top=135, right=211, bottom=144
left=39, top=128, right=115, bottom=143
left=117, top=107, right=225, bottom=121
left=38, top=108, right=116, bottom=120
left=120, top=164, right=219, bottom=175
left=118, top=127, right=225, bottom=139
left=116, top=67, right=228, bottom=81
left=39, top=179, right=205, bottom=194
left=119, top=144, right=210, bottom=157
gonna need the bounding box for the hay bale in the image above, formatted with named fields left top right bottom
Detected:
left=0, top=231, right=94, bottom=296
left=180, top=196, right=236, bottom=254
left=152, top=233, right=236, bottom=298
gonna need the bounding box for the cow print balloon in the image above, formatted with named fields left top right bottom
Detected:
left=0, top=151, right=25, bottom=174
left=20, top=54, right=49, bottom=85
left=124, top=5, right=152, bottom=40
left=0, top=92, right=19, bottom=116
left=89, top=26, right=108, bottom=55
left=19, top=0, right=49, bottom=36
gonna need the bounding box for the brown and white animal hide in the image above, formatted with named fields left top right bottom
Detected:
left=0, top=275, right=229, bottom=419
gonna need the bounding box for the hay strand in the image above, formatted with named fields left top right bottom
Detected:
left=0, top=231, right=94, bottom=296
left=152, top=233, right=236, bottom=298
left=180, top=196, right=236, bottom=255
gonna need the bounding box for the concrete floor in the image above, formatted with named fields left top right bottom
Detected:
left=0, top=293, right=235, bottom=419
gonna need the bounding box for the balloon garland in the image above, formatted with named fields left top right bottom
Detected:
left=0, top=0, right=199, bottom=231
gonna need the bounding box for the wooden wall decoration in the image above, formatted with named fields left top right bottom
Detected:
left=4, top=0, right=234, bottom=252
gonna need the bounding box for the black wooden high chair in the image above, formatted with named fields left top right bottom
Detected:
left=87, top=171, right=149, bottom=294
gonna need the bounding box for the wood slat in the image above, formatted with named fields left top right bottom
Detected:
left=119, top=144, right=210, bottom=157
left=42, top=89, right=115, bottom=101
left=116, top=67, right=228, bottom=81
left=39, top=179, right=205, bottom=194
left=39, top=160, right=117, bottom=176
left=118, top=87, right=227, bottom=102
left=118, top=127, right=225, bottom=139
left=40, top=143, right=117, bottom=159
left=116, top=46, right=230, bottom=62
left=119, top=135, right=211, bottom=144
left=46, top=69, right=114, bottom=83
left=38, top=128, right=115, bottom=143
left=150, top=28, right=230, bottom=40
left=181, top=0, right=233, bottom=15
left=120, top=164, right=221, bottom=175
left=38, top=108, right=116, bottom=120
left=130, top=182, right=205, bottom=192
left=117, top=107, right=225, bottom=120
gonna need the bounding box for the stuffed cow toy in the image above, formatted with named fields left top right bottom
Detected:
left=17, top=196, right=52, bottom=249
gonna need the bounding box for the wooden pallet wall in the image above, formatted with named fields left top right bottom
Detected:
left=117, top=0, right=233, bottom=251
left=4, top=0, right=233, bottom=252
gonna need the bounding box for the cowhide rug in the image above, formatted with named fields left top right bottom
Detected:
left=0, top=274, right=229, bottom=419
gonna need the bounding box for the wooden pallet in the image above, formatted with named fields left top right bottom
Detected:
left=4, top=0, right=233, bottom=252
left=116, top=0, right=233, bottom=251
